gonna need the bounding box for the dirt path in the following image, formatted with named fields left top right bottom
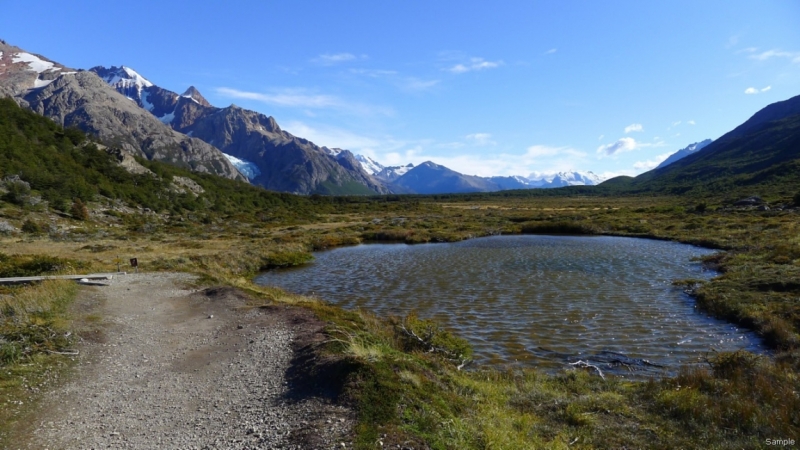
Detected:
left=15, top=272, right=353, bottom=449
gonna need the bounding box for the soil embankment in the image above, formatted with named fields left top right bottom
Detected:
left=14, top=272, right=352, bottom=449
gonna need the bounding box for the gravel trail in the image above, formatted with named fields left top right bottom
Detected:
left=17, top=272, right=353, bottom=449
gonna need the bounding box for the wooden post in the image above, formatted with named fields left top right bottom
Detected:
left=130, top=257, right=138, bottom=274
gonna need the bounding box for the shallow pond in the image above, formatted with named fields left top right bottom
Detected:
left=255, top=235, right=765, bottom=377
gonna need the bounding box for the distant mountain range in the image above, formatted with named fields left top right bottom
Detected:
left=3, top=41, right=797, bottom=198
left=354, top=155, right=603, bottom=194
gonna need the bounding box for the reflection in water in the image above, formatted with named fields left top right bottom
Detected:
left=255, top=235, right=765, bottom=377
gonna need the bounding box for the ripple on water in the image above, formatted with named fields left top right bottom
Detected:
left=255, top=235, right=766, bottom=378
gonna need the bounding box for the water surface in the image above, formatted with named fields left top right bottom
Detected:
left=256, top=235, right=764, bottom=377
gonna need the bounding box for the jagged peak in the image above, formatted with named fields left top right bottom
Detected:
left=181, top=85, right=211, bottom=107
left=91, top=65, right=153, bottom=90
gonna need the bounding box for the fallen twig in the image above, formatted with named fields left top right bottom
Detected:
left=45, top=349, right=80, bottom=356
left=569, top=360, right=605, bottom=380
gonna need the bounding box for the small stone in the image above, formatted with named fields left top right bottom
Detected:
left=208, top=315, right=213, bottom=319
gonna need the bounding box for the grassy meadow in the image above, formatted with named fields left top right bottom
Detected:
left=1, top=189, right=799, bottom=449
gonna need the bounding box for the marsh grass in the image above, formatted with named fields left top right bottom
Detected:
left=2, top=191, right=800, bottom=448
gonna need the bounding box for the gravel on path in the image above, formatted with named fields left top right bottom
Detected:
left=17, top=272, right=353, bottom=450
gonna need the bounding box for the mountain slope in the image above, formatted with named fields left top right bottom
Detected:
left=0, top=97, right=314, bottom=220
left=391, top=161, right=500, bottom=194
left=0, top=43, right=245, bottom=182
left=656, top=139, right=712, bottom=169
left=91, top=66, right=388, bottom=195
left=632, top=94, right=800, bottom=195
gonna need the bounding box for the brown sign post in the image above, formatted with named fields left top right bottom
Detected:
left=130, top=258, right=138, bottom=273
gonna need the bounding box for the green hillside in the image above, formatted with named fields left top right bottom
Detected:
left=627, top=95, right=800, bottom=199
left=0, top=98, right=323, bottom=222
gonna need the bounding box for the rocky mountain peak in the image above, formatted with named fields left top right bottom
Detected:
left=91, top=65, right=153, bottom=90
left=181, top=86, right=211, bottom=107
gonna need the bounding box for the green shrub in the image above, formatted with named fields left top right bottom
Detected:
left=21, top=219, right=42, bottom=234
left=259, top=251, right=314, bottom=270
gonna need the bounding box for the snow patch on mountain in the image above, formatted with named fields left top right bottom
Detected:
left=101, top=66, right=153, bottom=89
left=526, top=171, right=602, bottom=187
left=140, top=90, right=154, bottom=112
left=33, top=78, right=54, bottom=88
left=223, top=153, right=261, bottom=180
left=322, top=147, right=346, bottom=158
left=355, top=155, right=385, bottom=175
left=12, top=52, right=55, bottom=73
left=158, top=112, right=175, bottom=124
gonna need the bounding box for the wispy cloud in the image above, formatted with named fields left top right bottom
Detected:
left=598, top=135, right=604, bottom=141
left=216, top=87, right=338, bottom=108
left=633, top=152, right=673, bottom=171
left=688, top=120, right=696, bottom=125
left=624, top=123, right=644, bottom=133
left=215, top=87, right=393, bottom=116
left=466, top=133, right=495, bottom=146
left=311, top=53, right=365, bottom=65
left=525, top=145, right=586, bottom=159
left=402, top=77, right=441, bottom=91
left=744, top=85, right=771, bottom=94
left=349, top=68, right=398, bottom=77
left=749, top=49, right=800, bottom=64
left=544, top=48, right=557, bottom=55
left=349, top=69, right=439, bottom=92
left=447, top=57, right=503, bottom=74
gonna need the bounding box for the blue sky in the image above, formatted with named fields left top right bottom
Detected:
left=2, top=1, right=799, bottom=179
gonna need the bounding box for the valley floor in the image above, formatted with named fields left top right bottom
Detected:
left=7, top=273, right=353, bottom=450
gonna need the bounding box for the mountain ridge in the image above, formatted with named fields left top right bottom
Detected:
left=90, top=65, right=388, bottom=195
left=0, top=43, right=246, bottom=182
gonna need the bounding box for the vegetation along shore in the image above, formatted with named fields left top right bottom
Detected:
left=1, top=97, right=799, bottom=448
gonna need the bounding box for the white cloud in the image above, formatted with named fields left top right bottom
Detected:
left=447, top=57, right=503, bottom=74
left=749, top=49, right=800, bottom=64
left=688, top=120, right=696, bottom=125
left=403, top=77, right=440, bottom=91
left=744, top=85, right=771, bottom=95
left=633, top=152, right=673, bottom=171
left=597, top=137, right=638, bottom=156
left=624, top=123, right=644, bottom=133
left=350, top=68, right=398, bottom=77
left=465, top=133, right=495, bottom=146
left=217, top=87, right=338, bottom=108
left=215, top=87, right=392, bottom=116
left=312, top=53, right=363, bottom=65
left=524, top=145, right=586, bottom=159
left=672, top=121, right=682, bottom=127
left=598, top=135, right=604, bottom=141
left=544, top=48, right=557, bottom=55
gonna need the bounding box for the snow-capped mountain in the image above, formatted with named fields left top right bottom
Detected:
left=655, top=139, right=713, bottom=170
left=355, top=155, right=385, bottom=175
left=526, top=171, right=602, bottom=187
left=90, top=64, right=387, bottom=194
left=0, top=42, right=244, bottom=181
left=374, top=164, right=414, bottom=183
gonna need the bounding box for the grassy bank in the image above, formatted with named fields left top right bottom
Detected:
left=1, top=191, right=799, bottom=448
